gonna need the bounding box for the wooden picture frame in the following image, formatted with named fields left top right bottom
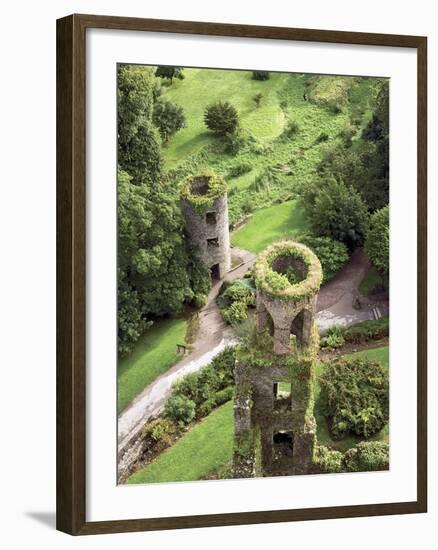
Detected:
left=56, top=13, right=427, bottom=535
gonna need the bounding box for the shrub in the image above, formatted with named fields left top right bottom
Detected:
left=343, top=441, right=389, bottom=472
left=142, top=418, right=178, bottom=450
left=365, top=206, right=389, bottom=277
left=223, top=127, right=251, bottom=155
left=315, top=132, right=329, bottom=144
left=343, top=317, right=389, bottom=344
left=217, top=278, right=256, bottom=310
left=252, top=71, right=270, bottom=81
left=314, top=445, right=344, bottom=473
left=171, top=347, right=236, bottom=409
left=299, top=236, right=349, bottom=282
left=227, top=162, right=252, bottom=178
left=320, top=356, right=389, bottom=439
left=253, top=92, right=263, bottom=108
left=320, top=325, right=345, bottom=349
left=198, top=386, right=234, bottom=417
left=155, top=66, right=185, bottom=81
left=204, top=101, right=239, bottom=136
left=164, top=395, right=196, bottom=425
left=222, top=301, right=249, bottom=325
left=281, top=120, right=300, bottom=140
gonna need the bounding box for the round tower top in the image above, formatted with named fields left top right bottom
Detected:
left=181, top=172, right=227, bottom=215
left=253, top=240, right=322, bottom=301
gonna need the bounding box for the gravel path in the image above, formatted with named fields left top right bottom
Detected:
left=117, top=246, right=388, bottom=455
left=117, top=246, right=256, bottom=455
left=316, top=248, right=389, bottom=332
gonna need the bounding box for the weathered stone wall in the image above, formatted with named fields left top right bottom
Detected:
left=181, top=194, right=231, bottom=278
left=232, top=242, right=322, bottom=478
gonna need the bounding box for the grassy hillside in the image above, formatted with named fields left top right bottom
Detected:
left=127, top=400, right=234, bottom=484
left=117, top=318, right=187, bottom=413
left=161, top=70, right=380, bottom=225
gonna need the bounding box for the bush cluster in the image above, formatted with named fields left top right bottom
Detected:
left=319, top=356, right=389, bottom=439
left=315, top=441, right=389, bottom=473
left=343, top=441, right=389, bottom=472
left=299, top=235, right=349, bottom=283
left=217, top=278, right=256, bottom=325
left=227, top=162, right=252, bottom=179
left=320, top=325, right=345, bottom=350
left=165, top=347, right=236, bottom=424
left=343, top=317, right=389, bottom=344
left=142, top=418, right=178, bottom=451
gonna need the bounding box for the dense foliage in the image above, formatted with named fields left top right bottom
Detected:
left=164, top=394, right=196, bottom=425
left=343, top=441, right=389, bottom=472
left=319, top=356, right=389, bottom=438
left=305, top=177, right=369, bottom=249
left=153, top=99, right=186, bottom=142
left=343, top=317, right=389, bottom=344
left=117, top=65, right=210, bottom=355
left=204, top=101, right=239, bottom=136
left=315, top=441, right=389, bottom=473
left=299, top=236, right=349, bottom=282
left=170, top=347, right=236, bottom=417
left=365, top=206, right=389, bottom=277
left=216, top=278, right=256, bottom=325
left=155, top=66, right=185, bottom=82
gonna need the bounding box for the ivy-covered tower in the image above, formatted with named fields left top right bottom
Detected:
left=180, top=173, right=231, bottom=280
left=232, top=241, right=322, bottom=477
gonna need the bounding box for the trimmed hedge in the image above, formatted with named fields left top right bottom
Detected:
left=343, top=317, right=389, bottom=344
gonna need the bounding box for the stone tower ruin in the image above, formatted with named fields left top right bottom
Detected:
left=232, top=241, right=323, bottom=478
left=180, top=173, right=231, bottom=280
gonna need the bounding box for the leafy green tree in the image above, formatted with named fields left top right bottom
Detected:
left=117, top=65, right=163, bottom=185
left=365, top=206, right=389, bottom=277
left=155, top=66, right=185, bottom=82
left=251, top=71, right=270, bottom=81
left=153, top=100, right=186, bottom=142
left=307, top=177, right=369, bottom=249
left=204, top=101, right=239, bottom=136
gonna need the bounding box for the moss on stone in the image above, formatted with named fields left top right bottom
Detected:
left=181, top=172, right=227, bottom=215
left=253, top=241, right=322, bottom=301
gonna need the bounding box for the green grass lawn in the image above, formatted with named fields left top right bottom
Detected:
left=230, top=200, right=308, bottom=253
left=117, top=318, right=187, bottom=413
left=127, top=401, right=234, bottom=484
left=314, top=345, right=389, bottom=452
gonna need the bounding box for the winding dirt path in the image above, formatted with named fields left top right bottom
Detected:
left=117, top=246, right=256, bottom=455
left=118, top=246, right=388, bottom=457
left=316, top=248, right=389, bottom=332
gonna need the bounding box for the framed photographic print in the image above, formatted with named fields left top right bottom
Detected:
left=56, top=14, right=427, bottom=535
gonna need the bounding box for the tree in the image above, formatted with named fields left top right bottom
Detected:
left=251, top=71, right=270, bottom=81
left=204, top=101, right=239, bottom=136
left=307, top=177, right=369, bottom=249
left=365, top=206, right=389, bottom=277
left=153, top=100, right=186, bottom=142
left=155, top=66, right=185, bottom=82
left=299, top=236, right=349, bottom=282
left=117, top=65, right=163, bottom=185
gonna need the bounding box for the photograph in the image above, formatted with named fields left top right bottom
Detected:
left=116, top=64, right=390, bottom=485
